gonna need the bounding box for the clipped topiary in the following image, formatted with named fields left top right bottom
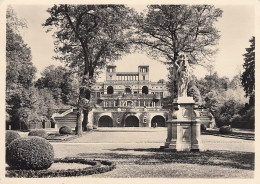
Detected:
left=6, top=131, right=21, bottom=147
left=59, top=126, right=72, bottom=135
left=6, top=136, right=54, bottom=170
left=28, top=129, right=48, bottom=139
left=219, top=125, right=232, bottom=134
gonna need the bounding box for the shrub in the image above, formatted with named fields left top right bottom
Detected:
left=6, top=136, right=54, bottom=170
left=28, top=129, right=48, bottom=139
left=6, top=131, right=21, bottom=147
left=241, top=107, right=255, bottom=129
left=200, top=124, right=207, bottom=131
left=219, top=125, right=232, bottom=134
left=59, top=126, right=72, bottom=135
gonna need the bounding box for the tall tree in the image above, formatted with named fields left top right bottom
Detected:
left=6, top=6, right=37, bottom=129
left=241, top=36, right=255, bottom=106
left=6, top=6, right=36, bottom=90
left=43, top=5, right=134, bottom=135
left=135, top=5, right=222, bottom=98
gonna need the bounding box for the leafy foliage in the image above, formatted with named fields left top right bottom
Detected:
left=6, top=86, right=59, bottom=130
left=194, top=71, right=252, bottom=128
left=35, top=65, right=79, bottom=105
left=6, top=7, right=61, bottom=130
left=43, top=5, right=135, bottom=135
left=6, top=137, right=54, bottom=170
left=241, top=36, right=255, bottom=106
left=6, top=6, right=36, bottom=90
left=135, top=5, right=222, bottom=64
left=5, top=130, right=21, bottom=146
left=134, top=5, right=222, bottom=98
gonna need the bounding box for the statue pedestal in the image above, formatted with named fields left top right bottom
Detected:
left=161, top=97, right=202, bottom=152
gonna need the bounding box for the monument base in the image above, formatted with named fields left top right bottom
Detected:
left=161, top=97, right=203, bottom=152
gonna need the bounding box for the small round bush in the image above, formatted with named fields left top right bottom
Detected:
left=219, top=125, right=232, bottom=134
left=28, top=129, right=48, bottom=139
left=6, top=131, right=21, bottom=147
left=201, top=124, right=207, bottom=131
left=59, top=126, right=72, bottom=135
left=6, top=136, right=54, bottom=170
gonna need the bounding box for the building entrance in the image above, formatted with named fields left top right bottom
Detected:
left=125, top=115, right=139, bottom=127
left=151, top=115, right=166, bottom=127
left=98, top=116, right=113, bottom=127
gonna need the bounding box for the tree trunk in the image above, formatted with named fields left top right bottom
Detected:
left=76, top=73, right=92, bottom=135
left=76, top=107, right=83, bottom=136
left=82, top=109, right=88, bottom=131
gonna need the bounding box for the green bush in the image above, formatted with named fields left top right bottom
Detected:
left=59, top=126, right=72, bottom=135
left=219, top=125, right=232, bottom=134
left=6, top=136, right=54, bottom=170
left=6, top=131, right=21, bottom=147
left=28, top=129, right=48, bottom=139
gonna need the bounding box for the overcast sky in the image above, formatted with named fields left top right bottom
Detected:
left=11, top=3, right=255, bottom=82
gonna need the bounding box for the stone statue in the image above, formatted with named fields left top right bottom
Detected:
left=173, top=54, right=191, bottom=98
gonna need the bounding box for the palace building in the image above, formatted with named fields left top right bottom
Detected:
left=90, top=65, right=170, bottom=127
left=53, top=65, right=213, bottom=128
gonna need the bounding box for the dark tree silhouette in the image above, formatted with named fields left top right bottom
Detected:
left=241, top=36, right=255, bottom=106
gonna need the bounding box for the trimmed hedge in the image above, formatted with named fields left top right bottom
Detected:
left=6, top=157, right=116, bottom=178
left=6, top=131, right=21, bottom=147
left=28, top=129, right=48, bottom=139
left=219, top=125, right=232, bottom=134
left=6, top=136, right=54, bottom=170
left=59, top=126, right=72, bottom=135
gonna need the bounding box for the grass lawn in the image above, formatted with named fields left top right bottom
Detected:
left=50, top=128, right=254, bottom=178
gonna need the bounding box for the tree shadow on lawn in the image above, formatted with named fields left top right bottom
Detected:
left=78, top=149, right=254, bottom=170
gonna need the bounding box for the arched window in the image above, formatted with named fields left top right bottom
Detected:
left=107, top=86, right=114, bottom=94
left=125, top=88, right=131, bottom=94
left=142, top=86, right=148, bottom=94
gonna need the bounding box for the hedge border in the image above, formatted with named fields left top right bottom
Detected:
left=6, top=157, right=116, bottom=178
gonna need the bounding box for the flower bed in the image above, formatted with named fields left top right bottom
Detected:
left=6, top=157, right=116, bottom=178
